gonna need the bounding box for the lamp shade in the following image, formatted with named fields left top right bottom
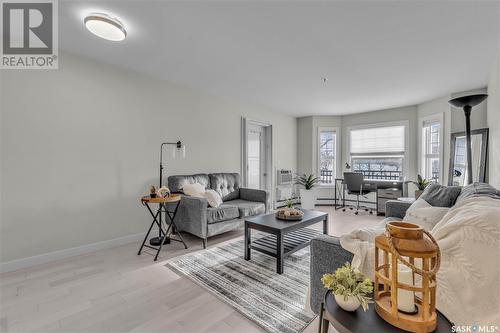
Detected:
left=448, top=94, right=488, bottom=108
left=172, top=144, right=186, bottom=159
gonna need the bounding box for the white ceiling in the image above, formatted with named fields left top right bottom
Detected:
left=60, top=1, right=500, bottom=116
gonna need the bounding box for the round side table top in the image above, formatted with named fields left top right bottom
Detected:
left=141, top=194, right=181, bottom=204
left=323, top=290, right=453, bottom=333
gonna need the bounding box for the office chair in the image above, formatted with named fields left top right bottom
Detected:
left=342, top=172, right=375, bottom=215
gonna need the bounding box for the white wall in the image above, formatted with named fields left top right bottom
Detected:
left=487, top=52, right=500, bottom=189
left=0, top=52, right=297, bottom=264
left=297, top=116, right=313, bottom=175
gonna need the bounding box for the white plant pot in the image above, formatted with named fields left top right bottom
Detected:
left=334, top=294, right=361, bottom=312
left=300, top=189, right=316, bottom=210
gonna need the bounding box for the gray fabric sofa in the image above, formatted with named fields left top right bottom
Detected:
left=168, top=173, right=268, bottom=248
left=309, top=182, right=500, bottom=314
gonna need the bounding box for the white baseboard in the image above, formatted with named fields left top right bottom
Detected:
left=0, top=233, right=144, bottom=273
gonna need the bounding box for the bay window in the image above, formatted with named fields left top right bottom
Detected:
left=318, top=129, right=336, bottom=184
left=349, top=124, right=406, bottom=180
left=422, top=120, right=441, bottom=182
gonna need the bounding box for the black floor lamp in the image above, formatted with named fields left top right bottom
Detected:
left=448, top=94, right=488, bottom=185
left=150, top=141, right=185, bottom=246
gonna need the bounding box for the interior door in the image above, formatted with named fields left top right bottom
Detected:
left=246, top=124, right=266, bottom=189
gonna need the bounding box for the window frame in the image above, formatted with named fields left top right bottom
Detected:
left=317, top=127, right=339, bottom=186
left=347, top=120, right=409, bottom=181
left=418, top=113, right=444, bottom=183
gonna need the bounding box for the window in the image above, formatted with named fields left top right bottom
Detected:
left=452, top=136, right=466, bottom=185
left=349, top=124, right=406, bottom=180
left=422, top=120, right=441, bottom=182
left=318, top=129, right=336, bottom=184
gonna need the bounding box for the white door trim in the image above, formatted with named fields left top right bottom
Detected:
left=241, top=117, right=273, bottom=196
left=418, top=112, right=444, bottom=183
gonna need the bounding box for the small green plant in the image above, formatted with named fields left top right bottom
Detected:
left=295, top=174, right=320, bottom=190
left=285, top=198, right=294, bottom=208
left=413, top=174, right=430, bottom=191
left=321, top=263, right=373, bottom=311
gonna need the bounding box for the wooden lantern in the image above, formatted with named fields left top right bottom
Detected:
left=374, top=221, right=441, bottom=333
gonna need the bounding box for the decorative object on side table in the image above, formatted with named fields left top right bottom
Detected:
left=296, top=174, right=320, bottom=209
left=150, top=185, right=157, bottom=198
left=412, top=174, right=430, bottom=199
left=157, top=186, right=170, bottom=198
left=374, top=221, right=441, bottom=333
left=321, top=263, right=373, bottom=312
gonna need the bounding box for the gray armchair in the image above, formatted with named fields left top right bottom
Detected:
left=168, top=173, right=268, bottom=248
left=309, top=200, right=411, bottom=314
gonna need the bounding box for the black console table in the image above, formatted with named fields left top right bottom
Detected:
left=318, top=290, right=453, bottom=333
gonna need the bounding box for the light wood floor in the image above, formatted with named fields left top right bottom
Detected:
left=0, top=207, right=382, bottom=333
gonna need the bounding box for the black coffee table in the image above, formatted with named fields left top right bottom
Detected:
left=244, top=209, right=328, bottom=274
left=319, top=290, right=454, bottom=333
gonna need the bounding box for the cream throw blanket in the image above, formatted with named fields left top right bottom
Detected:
left=340, top=197, right=500, bottom=325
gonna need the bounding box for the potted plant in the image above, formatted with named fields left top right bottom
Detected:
left=296, top=174, right=320, bottom=210
left=321, top=263, right=373, bottom=312
left=150, top=185, right=157, bottom=198
left=413, top=174, right=430, bottom=199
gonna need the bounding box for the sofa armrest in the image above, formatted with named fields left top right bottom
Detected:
left=310, top=235, right=354, bottom=314
left=240, top=188, right=269, bottom=211
left=174, top=195, right=208, bottom=239
left=385, top=200, right=412, bottom=219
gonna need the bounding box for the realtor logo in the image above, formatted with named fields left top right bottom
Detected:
left=1, top=0, right=58, bottom=69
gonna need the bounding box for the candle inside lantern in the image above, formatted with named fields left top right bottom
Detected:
left=397, top=264, right=415, bottom=313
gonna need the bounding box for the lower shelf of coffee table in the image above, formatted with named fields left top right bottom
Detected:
left=250, top=227, right=321, bottom=258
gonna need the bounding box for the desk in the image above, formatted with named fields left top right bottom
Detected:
left=334, top=178, right=404, bottom=215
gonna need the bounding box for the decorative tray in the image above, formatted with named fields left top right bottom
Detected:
left=275, top=208, right=304, bottom=221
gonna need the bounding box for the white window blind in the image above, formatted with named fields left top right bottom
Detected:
left=350, top=125, right=405, bottom=154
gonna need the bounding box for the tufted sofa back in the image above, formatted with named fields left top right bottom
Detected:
left=168, top=173, right=210, bottom=193
left=209, top=173, right=241, bottom=201
left=167, top=173, right=241, bottom=201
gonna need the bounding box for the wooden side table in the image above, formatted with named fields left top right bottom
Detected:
left=138, top=194, right=188, bottom=261
left=318, top=290, right=453, bottom=333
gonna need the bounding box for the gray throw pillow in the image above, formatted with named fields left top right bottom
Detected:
left=420, top=183, right=462, bottom=207
left=456, top=182, right=500, bottom=202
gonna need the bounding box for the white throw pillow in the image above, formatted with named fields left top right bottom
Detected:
left=204, top=189, right=223, bottom=208
left=403, top=198, right=450, bottom=231
left=182, top=183, right=206, bottom=198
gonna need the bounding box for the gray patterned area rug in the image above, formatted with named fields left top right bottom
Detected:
left=166, top=239, right=315, bottom=333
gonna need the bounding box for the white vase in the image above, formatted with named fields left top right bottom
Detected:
left=300, top=189, right=316, bottom=210
left=334, top=294, right=361, bottom=312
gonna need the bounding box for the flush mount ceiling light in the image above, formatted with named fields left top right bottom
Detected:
left=84, top=13, right=126, bottom=41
